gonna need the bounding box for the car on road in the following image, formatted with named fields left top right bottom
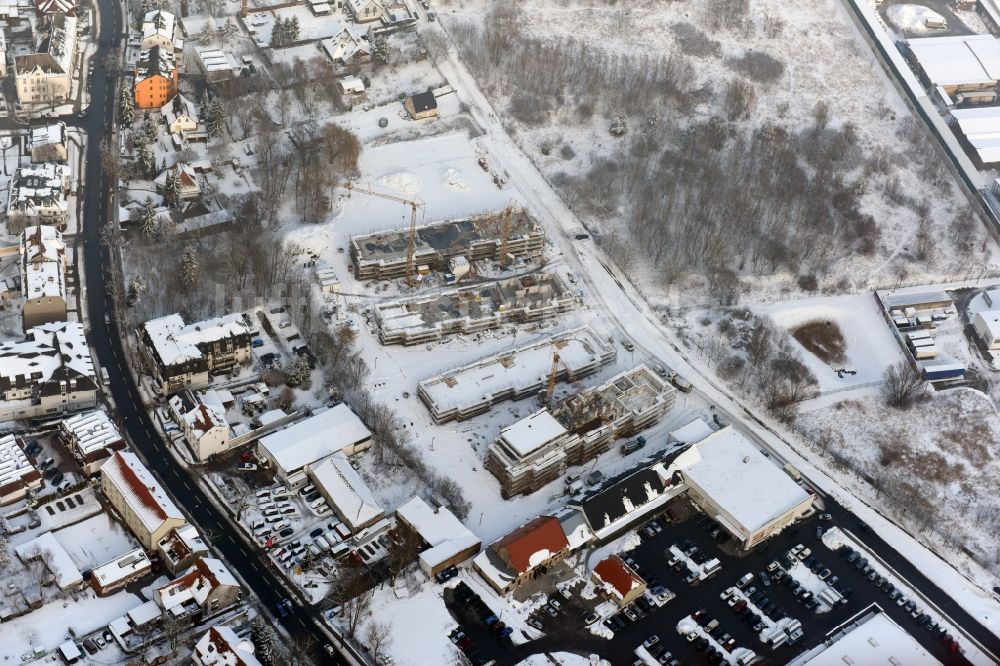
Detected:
left=621, top=339, right=635, bottom=352
left=275, top=599, right=291, bottom=618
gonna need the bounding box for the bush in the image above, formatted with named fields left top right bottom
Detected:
left=508, top=92, right=551, bottom=126
left=797, top=274, right=818, bottom=291
left=671, top=22, right=721, bottom=58
left=727, top=51, right=785, bottom=84
left=560, top=143, right=576, bottom=160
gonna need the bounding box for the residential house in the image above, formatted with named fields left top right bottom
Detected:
left=33, top=0, right=77, bottom=15
left=347, top=0, right=383, bottom=23
left=135, top=46, right=178, bottom=109
left=91, top=548, right=153, bottom=596
left=321, top=27, right=371, bottom=66
left=140, top=9, right=178, bottom=52
left=306, top=452, right=384, bottom=531
left=593, top=555, right=646, bottom=607
left=473, top=516, right=570, bottom=595
left=0, top=321, right=98, bottom=422
left=30, top=122, right=68, bottom=162
left=101, top=450, right=187, bottom=549
left=258, top=403, right=372, bottom=485
left=59, top=410, right=127, bottom=476
left=14, top=14, right=77, bottom=105
left=14, top=531, right=83, bottom=590
left=0, top=434, right=41, bottom=505
left=139, top=313, right=252, bottom=396
left=157, top=523, right=208, bottom=575
left=19, top=224, right=67, bottom=329
left=161, top=93, right=198, bottom=134
left=193, top=626, right=263, bottom=666
left=154, top=162, right=201, bottom=200
left=167, top=390, right=233, bottom=461
left=395, top=496, right=481, bottom=576
left=404, top=90, right=438, bottom=120
left=6, top=162, right=70, bottom=233
left=155, top=557, right=241, bottom=621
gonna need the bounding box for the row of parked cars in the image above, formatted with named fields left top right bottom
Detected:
left=635, top=634, right=680, bottom=665
left=601, top=555, right=674, bottom=633
left=680, top=609, right=756, bottom=665
left=451, top=581, right=510, bottom=665
left=836, top=544, right=962, bottom=653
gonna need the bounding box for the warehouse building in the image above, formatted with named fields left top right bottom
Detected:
left=395, top=496, right=481, bottom=576
left=306, top=452, right=384, bottom=531
left=907, top=34, right=1000, bottom=96
left=788, top=606, right=941, bottom=666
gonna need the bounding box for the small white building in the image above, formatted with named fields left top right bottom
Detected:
left=258, top=404, right=372, bottom=486
left=30, top=122, right=68, bottom=162
left=15, top=531, right=84, bottom=589
left=306, top=452, right=384, bottom=531
left=161, top=94, right=199, bottom=135
left=338, top=75, right=366, bottom=95
left=395, top=496, right=481, bottom=576
left=167, top=390, right=233, bottom=461
left=975, top=310, right=1000, bottom=349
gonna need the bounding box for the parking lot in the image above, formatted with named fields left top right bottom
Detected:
left=442, top=496, right=974, bottom=666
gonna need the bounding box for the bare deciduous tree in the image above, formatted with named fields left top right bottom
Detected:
left=881, top=361, right=926, bottom=409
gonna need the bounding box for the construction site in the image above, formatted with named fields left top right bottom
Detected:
left=485, top=365, right=677, bottom=498
left=373, top=273, right=579, bottom=345
left=349, top=208, right=546, bottom=281
left=417, top=326, right=616, bottom=424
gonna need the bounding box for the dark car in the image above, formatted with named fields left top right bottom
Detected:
left=309, top=528, right=324, bottom=538
left=278, top=527, right=294, bottom=538
left=275, top=599, right=291, bottom=618
left=435, top=566, right=458, bottom=583
left=43, top=467, right=58, bottom=480
left=50, top=472, right=64, bottom=486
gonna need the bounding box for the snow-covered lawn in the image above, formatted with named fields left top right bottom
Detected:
left=0, top=590, right=142, bottom=663
left=363, top=576, right=463, bottom=666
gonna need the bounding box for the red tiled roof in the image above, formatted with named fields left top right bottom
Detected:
left=111, top=451, right=168, bottom=521
left=494, top=516, right=568, bottom=574
left=594, top=555, right=643, bottom=599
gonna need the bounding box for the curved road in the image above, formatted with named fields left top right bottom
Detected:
left=76, top=0, right=341, bottom=662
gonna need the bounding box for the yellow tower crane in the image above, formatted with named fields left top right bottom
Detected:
left=342, top=182, right=424, bottom=287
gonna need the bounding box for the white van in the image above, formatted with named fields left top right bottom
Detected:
left=272, top=488, right=290, bottom=499
left=315, top=534, right=332, bottom=550
left=330, top=543, right=350, bottom=559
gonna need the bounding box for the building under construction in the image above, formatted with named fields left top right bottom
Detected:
left=349, top=210, right=546, bottom=281
left=417, top=326, right=615, bottom=424
left=374, top=274, right=579, bottom=345
left=485, top=365, right=676, bottom=498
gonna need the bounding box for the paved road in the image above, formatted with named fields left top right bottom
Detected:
left=73, top=0, right=341, bottom=662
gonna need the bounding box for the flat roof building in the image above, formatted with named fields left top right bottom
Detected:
left=907, top=34, right=1000, bottom=93
left=788, top=606, right=941, bottom=666
left=395, top=496, right=481, bottom=576
left=375, top=274, right=579, bottom=345
left=91, top=548, right=152, bottom=596
left=258, top=404, right=372, bottom=485
left=14, top=531, right=83, bottom=590
left=350, top=210, right=545, bottom=280
left=59, top=410, right=127, bottom=475
left=418, top=326, right=616, bottom=423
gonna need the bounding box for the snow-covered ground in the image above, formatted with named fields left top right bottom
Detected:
left=884, top=4, right=948, bottom=34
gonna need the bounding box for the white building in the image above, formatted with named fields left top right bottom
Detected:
left=19, top=224, right=67, bottom=329
left=195, top=48, right=234, bottom=80
left=161, top=93, right=199, bottom=134
left=193, top=626, right=263, bottom=666
left=141, top=9, right=179, bottom=52
left=59, top=410, right=127, bottom=475
left=347, top=0, right=384, bottom=23
left=974, top=310, right=1000, bottom=349
left=30, top=122, right=68, bottom=162
left=14, top=531, right=83, bottom=589
left=6, top=162, right=70, bottom=233
left=907, top=34, right=1000, bottom=95
left=167, top=390, right=233, bottom=461
left=320, top=27, right=371, bottom=65
left=101, top=451, right=187, bottom=549
left=788, top=607, right=941, bottom=665
left=0, top=433, right=41, bottom=505
left=258, top=404, right=372, bottom=485
left=306, top=452, right=384, bottom=531
left=91, top=548, right=153, bottom=596
left=395, top=496, right=481, bottom=576
left=14, top=14, right=77, bottom=105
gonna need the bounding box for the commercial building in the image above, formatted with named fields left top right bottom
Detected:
left=91, top=548, right=153, bottom=596
left=101, top=451, right=187, bottom=549
left=14, top=14, right=77, bottom=105
left=154, top=557, right=241, bottom=621
left=135, top=46, right=178, bottom=109
left=593, top=555, right=646, bottom=607
left=139, top=313, right=252, bottom=396
left=418, top=326, right=616, bottom=423
left=306, top=452, right=384, bottom=531
left=157, top=523, right=208, bottom=575
left=258, top=404, right=372, bottom=485
left=907, top=34, right=1000, bottom=96
left=473, top=515, right=570, bottom=595
left=195, top=48, right=235, bottom=81
left=788, top=606, right=941, bottom=666
left=674, top=424, right=814, bottom=549
left=395, top=496, right=481, bottom=576
left=951, top=106, right=1000, bottom=164
left=30, top=122, right=68, bottom=162
left=59, top=410, right=127, bottom=475
left=167, top=390, right=233, bottom=461
left=6, top=162, right=70, bottom=233
left=19, top=224, right=67, bottom=329
left=193, top=626, right=263, bottom=666
left=487, top=365, right=676, bottom=497
left=975, top=310, right=1000, bottom=349
left=0, top=321, right=98, bottom=422
left=374, top=274, right=579, bottom=345
left=0, top=434, right=41, bottom=505
left=349, top=210, right=545, bottom=281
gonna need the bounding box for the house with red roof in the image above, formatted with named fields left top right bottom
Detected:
left=473, top=515, right=570, bottom=594
left=593, top=554, right=646, bottom=607
left=101, top=450, right=186, bottom=548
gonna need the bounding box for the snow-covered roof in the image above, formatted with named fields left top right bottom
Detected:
left=976, top=310, right=1000, bottom=340
left=196, top=47, right=234, bottom=72
left=127, top=599, right=163, bottom=626
left=907, top=34, right=1000, bottom=86
left=668, top=418, right=715, bottom=444
left=499, top=410, right=567, bottom=458
left=951, top=107, right=1000, bottom=163
left=788, top=608, right=941, bottom=665
left=91, top=547, right=151, bottom=589
left=136, top=45, right=176, bottom=83
left=15, top=531, right=83, bottom=589
left=61, top=410, right=124, bottom=456
left=308, top=452, right=384, bottom=530
left=678, top=427, right=811, bottom=535
left=0, top=321, right=96, bottom=397
left=556, top=509, right=592, bottom=550
left=7, top=162, right=68, bottom=213
left=141, top=9, right=175, bottom=45
left=156, top=557, right=238, bottom=614
left=320, top=26, right=371, bottom=63
left=0, top=434, right=36, bottom=491
left=102, top=451, right=184, bottom=535
left=258, top=409, right=285, bottom=425
left=169, top=394, right=230, bottom=441
left=30, top=122, right=65, bottom=149
left=259, top=404, right=371, bottom=474
left=161, top=93, right=198, bottom=128
left=142, top=313, right=250, bottom=367
left=194, top=626, right=263, bottom=666
left=19, top=224, right=65, bottom=300
left=58, top=641, right=81, bottom=661
left=396, top=496, right=481, bottom=569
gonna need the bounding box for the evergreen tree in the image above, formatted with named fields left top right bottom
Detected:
left=163, top=169, right=181, bottom=207
left=180, top=246, right=200, bottom=287
left=199, top=91, right=212, bottom=120
left=118, top=84, right=134, bottom=127
left=136, top=137, right=155, bottom=178
left=371, top=35, right=390, bottom=63
left=127, top=276, right=147, bottom=305
left=207, top=99, right=226, bottom=137
left=285, top=354, right=312, bottom=387
left=139, top=197, right=157, bottom=236
left=144, top=117, right=158, bottom=142
left=250, top=618, right=277, bottom=666
left=269, top=19, right=286, bottom=48
left=288, top=16, right=300, bottom=41
left=609, top=114, right=628, bottom=137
